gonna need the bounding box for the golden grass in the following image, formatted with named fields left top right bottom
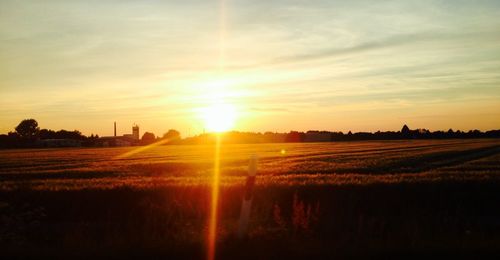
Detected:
left=0, top=139, right=499, bottom=191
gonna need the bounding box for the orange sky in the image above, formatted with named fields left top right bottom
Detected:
left=1, top=0, right=500, bottom=137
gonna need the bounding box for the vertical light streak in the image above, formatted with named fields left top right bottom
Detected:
left=207, top=1, right=227, bottom=259
left=207, top=133, right=222, bottom=260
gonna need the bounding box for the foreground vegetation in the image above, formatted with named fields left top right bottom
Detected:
left=1, top=139, right=500, bottom=258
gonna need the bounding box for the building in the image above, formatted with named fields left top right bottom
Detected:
left=97, top=123, right=140, bottom=147
left=132, top=124, right=139, bottom=140
left=98, top=136, right=131, bottom=147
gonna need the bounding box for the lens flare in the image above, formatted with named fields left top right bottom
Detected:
left=113, top=138, right=171, bottom=159
left=207, top=133, right=222, bottom=260
left=207, top=1, right=227, bottom=259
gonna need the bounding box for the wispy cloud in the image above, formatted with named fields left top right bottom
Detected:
left=1, top=0, right=500, bottom=135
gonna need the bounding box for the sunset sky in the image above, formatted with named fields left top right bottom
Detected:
left=1, top=0, right=500, bottom=137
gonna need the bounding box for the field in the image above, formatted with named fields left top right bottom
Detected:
left=1, top=139, right=500, bottom=258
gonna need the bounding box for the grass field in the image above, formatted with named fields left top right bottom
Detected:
left=1, top=139, right=500, bottom=258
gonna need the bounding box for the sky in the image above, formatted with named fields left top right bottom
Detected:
left=1, top=0, right=500, bottom=137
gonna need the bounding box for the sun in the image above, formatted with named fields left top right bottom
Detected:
left=202, top=103, right=237, bottom=133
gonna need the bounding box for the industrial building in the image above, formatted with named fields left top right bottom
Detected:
left=98, top=122, right=140, bottom=147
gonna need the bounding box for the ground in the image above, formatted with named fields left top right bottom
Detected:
left=1, top=139, right=500, bottom=258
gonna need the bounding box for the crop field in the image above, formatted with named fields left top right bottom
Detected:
left=1, top=139, right=500, bottom=258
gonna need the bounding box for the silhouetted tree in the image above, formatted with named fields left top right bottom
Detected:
left=401, top=124, right=410, bottom=135
left=39, top=129, right=56, bottom=139
left=162, top=129, right=181, bottom=141
left=38, top=129, right=86, bottom=140
left=15, top=119, right=39, bottom=140
left=55, top=130, right=86, bottom=140
left=0, top=132, right=20, bottom=148
left=141, top=132, right=156, bottom=145
left=285, top=131, right=305, bottom=142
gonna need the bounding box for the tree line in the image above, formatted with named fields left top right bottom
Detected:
left=179, top=125, right=500, bottom=145
left=1, top=119, right=499, bottom=148
left=0, top=119, right=180, bottom=148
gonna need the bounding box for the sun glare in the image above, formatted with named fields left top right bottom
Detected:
left=202, top=103, right=236, bottom=133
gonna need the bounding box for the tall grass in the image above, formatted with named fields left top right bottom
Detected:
left=1, top=139, right=500, bottom=257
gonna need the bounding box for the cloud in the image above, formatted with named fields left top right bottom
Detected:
left=1, top=0, right=500, bottom=134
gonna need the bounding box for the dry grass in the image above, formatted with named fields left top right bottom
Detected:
left=1, top=139, right=500, bottom=258
left=1, top=139, right=499, bottom=191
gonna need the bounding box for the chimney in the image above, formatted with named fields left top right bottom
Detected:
left=114, top=122, right=117, bottom=137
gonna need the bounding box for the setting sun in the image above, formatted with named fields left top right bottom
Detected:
left=202, top=103, right=237, bottom=133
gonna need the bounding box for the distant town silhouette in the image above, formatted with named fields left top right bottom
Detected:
left=1, top=118, right=499, bottom=148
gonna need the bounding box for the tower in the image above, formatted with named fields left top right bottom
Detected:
left=132, top=124, right=139, bottom=140
left=114, top=122, right=117, bottom=137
